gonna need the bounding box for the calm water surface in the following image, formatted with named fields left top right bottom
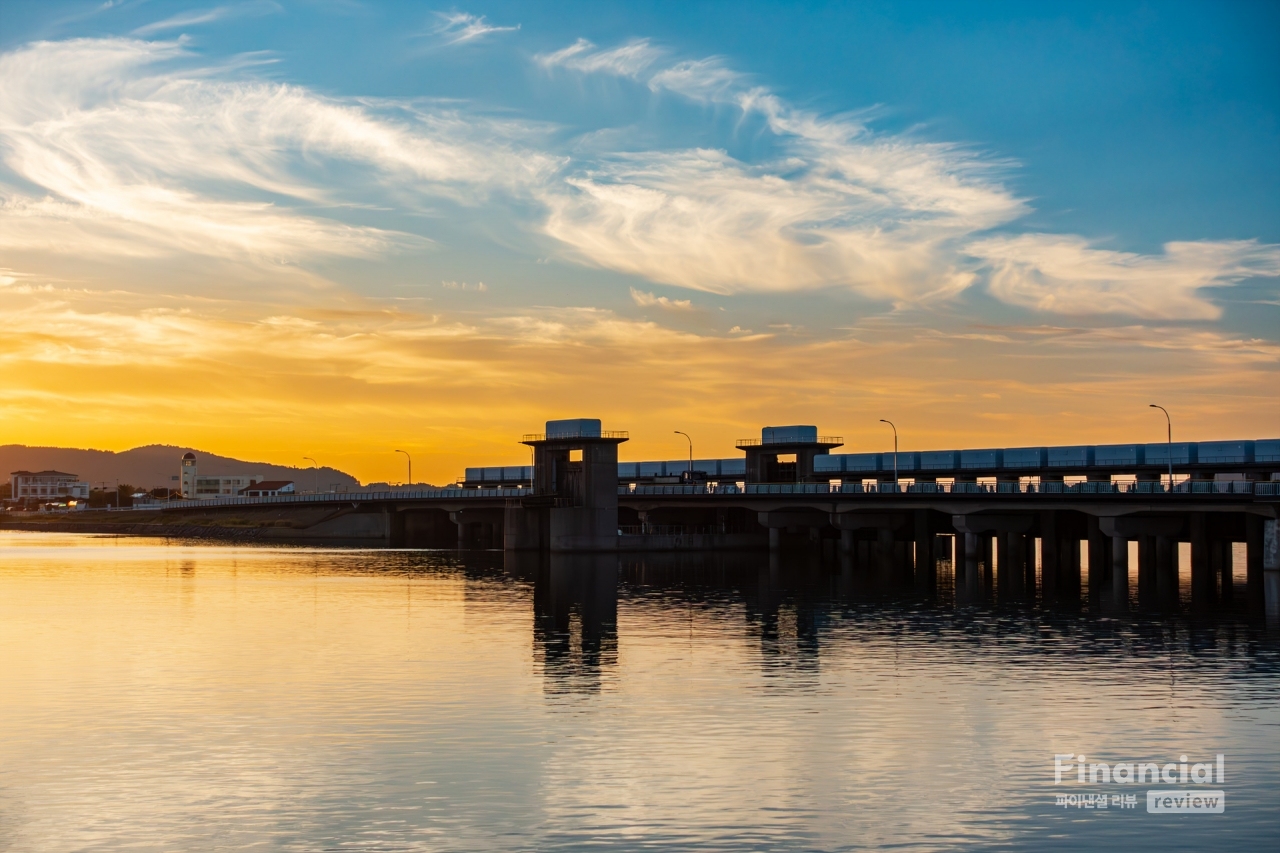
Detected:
left=1, top=532, right=1277, bottom=851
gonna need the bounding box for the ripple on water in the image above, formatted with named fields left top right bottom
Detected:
left=0, top=531, right=1277, bottom=851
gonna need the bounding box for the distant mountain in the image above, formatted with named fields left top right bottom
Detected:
left=0, top=444, right=361, bottom=491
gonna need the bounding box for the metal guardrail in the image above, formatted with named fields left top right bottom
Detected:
left=154, top=488, right=529, bottom=511
left=521, top=431, right=629, bottom=442
left=735, top=436, right=843, bottom=447
left=622, top=484, right=747, bottom=496
left=620, top=481, right=1278, bottom=498
left=25, top=479, right=1274, bottom=516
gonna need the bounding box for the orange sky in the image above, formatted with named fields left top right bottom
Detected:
left=2, top=281, right=1275, bottom=485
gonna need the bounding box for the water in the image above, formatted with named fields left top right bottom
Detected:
left=0, top=531, right=1276, bottom=851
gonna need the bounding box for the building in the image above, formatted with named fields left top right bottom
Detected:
left=240, top=480, right=295, bottom=497
left=9, top=471, right=90, bottom=503
left=179, top=452, right=261, bottom=500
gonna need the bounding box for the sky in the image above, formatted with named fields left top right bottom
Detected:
left=0, top=0, right=1277, bottom=486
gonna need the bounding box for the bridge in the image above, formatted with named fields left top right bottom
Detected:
left=147, top=418, right=1279, bottom=616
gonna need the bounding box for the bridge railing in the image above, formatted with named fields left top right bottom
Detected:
left=56, top=479, right=1276, bottom=514
left=152, top=487, right=530, bottom=511
left=620, top=480, right=1278, bottom=498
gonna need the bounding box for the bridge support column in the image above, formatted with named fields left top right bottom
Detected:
left=981, top=534, right=995, bottom=600
left=1110, top=533, right=1129, bottom=612
left=769, top=527, right=781, bottom=551
left=1190, top=513, right=1214, bottom=611
left=935, top=534, right=952, bottom=569
left=1246, top=515, right=1265, bottom=621
left=961, top=532, right=980, bottom=604
left=996, top=532, right=1011, bottom=600
left=1040, top=513, right=1059, bottom=605
left=1216, top=538, right=1234, bottom=604
left=1087, top=516, right=1107, bottom=606
left=841, top=528, right=855, bottom=555
left=877, top=527, right=895, bottom=586
left=1156, top=535, right=1177, bottom=610
left=1062, top=535, right=1082, bottom=606
left=1024, top=535, right=1037, bottom=601
left=385, top=507, right=406, bottom=547
left=914, top=510, right=934, bottom=597
left=504, top=504, right=546, bottom=551
left=1007, top=532, right=1028, bottom=601
left=1137, top=535, right=1157, bottom=610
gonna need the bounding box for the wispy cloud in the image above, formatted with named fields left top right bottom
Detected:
left=630, top=287, right=693, bottom=311
left=968, top=235, right=1280, bottom=319
left=534, top=38, right=1025, bottom=303
left=432, top=12, right=519, bottom=45
left=532, top=35, right=1280, bottom=314
left=0, top=37, right=554, bottom=274
left=540, top=134, right=1022, bottom=302
left=132, top=2, right=280, bottom=36
left=2, top=31, right=1275, bottom=327
left=536, top=38, right=662, bottom=77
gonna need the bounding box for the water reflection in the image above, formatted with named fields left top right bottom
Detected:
left=2, top=533, right=1279, bottom=852
left=508, top=552, right=619, bottom=694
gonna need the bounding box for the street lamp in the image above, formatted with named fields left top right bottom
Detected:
left=395, top=449, right=411, bottom=487
left=303, top=457, right=319, bottom=493
left=1149, top=404, right=1173, bottom=491
left=880, top=419, right=898, bottom=491
left=674, top=431, right=693, bottom=481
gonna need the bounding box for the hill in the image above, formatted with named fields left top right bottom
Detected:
left=0, top=444, right=361, bottom=491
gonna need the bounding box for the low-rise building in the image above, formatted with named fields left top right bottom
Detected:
left=240, top=480, right=295, bottom=497
left=9, top=471, right=90, bottom=503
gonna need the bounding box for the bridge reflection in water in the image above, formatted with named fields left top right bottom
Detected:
left=500, top=548, right=1280, bottom=697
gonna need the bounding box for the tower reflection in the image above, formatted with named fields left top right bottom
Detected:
left=508, top=552, right=618, bottom=694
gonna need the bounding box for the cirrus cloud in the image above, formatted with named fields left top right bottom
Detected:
left=0, top=37, right=555, bottom=271
left=969, top=234, right=1280, bottom=319
left=0, top=33, right=1275, bottom=321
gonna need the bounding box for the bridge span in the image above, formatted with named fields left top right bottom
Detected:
left=147, top=418, right=1280, bottom=617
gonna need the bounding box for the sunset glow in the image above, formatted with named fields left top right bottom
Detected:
left=2, top=3, right=1276, bottom=484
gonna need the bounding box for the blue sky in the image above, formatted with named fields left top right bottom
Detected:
left=11, top=1, right=1275, bottom=238
left=0, top=0, right=1277, bottom=481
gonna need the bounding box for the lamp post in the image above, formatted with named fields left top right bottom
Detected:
left=395, top=449, right=411, bottom=487
left=1149, top=404, right=1173, bottom=491
left=674, top=431, right=693, bottom=482
left=303, top=457, right=319, bottom=494
left=879, top=419, right=898, bottom=491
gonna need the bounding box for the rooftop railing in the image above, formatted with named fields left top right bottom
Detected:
left=521, top=430, right=629, bottom=442
left=735, top=436, right=843, bottom=448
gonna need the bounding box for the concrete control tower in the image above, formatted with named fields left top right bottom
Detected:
left=513, top=418, right=629, bottom=552
left=737, top=425, right=843, bottom=483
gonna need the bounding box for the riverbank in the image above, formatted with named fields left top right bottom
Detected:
left=0, top=505, right=363, bottom=542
